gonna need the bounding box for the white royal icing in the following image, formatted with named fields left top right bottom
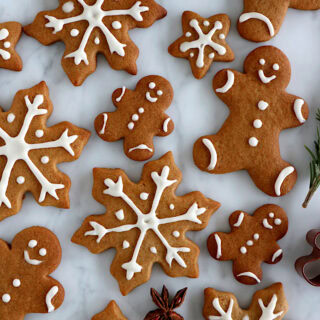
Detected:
left=169, top=204, right=174, bottom=210
left=273, top=63, right=279, bottom=71
left=275, top=166, right=295, bottom=196
left=62, top=1, right=75, bottom=13
left=271, top=249, right=282, bottom=262
left=28, top=240, right=37, bottom=248
left=39, top=248, right=47, bottom=256
left=85, top=165, right=206, bottom=280
left=258, top=295, right=283, bottom=320
left=94, top=36, right=100, bottom=45
left=41, top=156, right=49, bottom=164
left=259, top=59, right=266, bottom=66
left=263, top=218, right=273, bottom=230
left=115, top=209, right=124, bottom=221
left=123, top=240, right=130, bottom=249
left=239, top=12, right=275, bottom=37
left=249, top=137, right=259, bottom=147
left=128, top=144, right=153, bottom=153
left=202, top=138, right=217, bottom=171
left=70, top=28, right=79, bottom=37
left=46, top=286, right=59, bottom=313
left=254, top=233, right=259, bottom=240
left=258, top=101, right=269, bottom=111
left=99, top=113, right=108, bottom=134
left=163, top=118, right=171, bottom=133
left=172, top=231, right=180, bottom=238
left=237, top=271, right=261, bottom=283
left=35, top=129, right=44, bottom=138
left=150, top=246, right=157, bottom=254
left=240, top=246, right=247, bottom=254
left=140, top=192, right=149, bottom=200
left=116, top=86, right=126, bottom=102
left=233, top=212, right=244, bottom=227
left=24, top=250, right=43, bottom=265
left=0, top=28, right=11, bottom=61
left=210, top=297, right=234, bottom=320
left=253, top=119, right=263, bottom=129
left=45, top=1, right=149, bottom=65
left=2, top=294, right=10, bottom=303
left=294, top=99, right=306, bottom=124
left=16, top=176, right=25, bottom=184
left=128, top=122, right=134, bottom=130
left=7, top=113, right=15, bottom=123
left=112, top=21, right=122, bottom=30
left=216, top=70, right=235, bottom=93
left=258, top=69, right=276, bottom=84
left=13, top=279, right=21, bottom=287
left=214, top=234, right=222, bottom=259
left=4, top=42, right=10, bottom=49
left=180, top=19, right=226, bottom=68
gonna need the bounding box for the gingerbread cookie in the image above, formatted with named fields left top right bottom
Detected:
left=95, top=75, right=174, bottom=161
left=168, top=11, right=234, bottom=79
left=24, top=0, right=167, bottom=86
left=203, top=283, right=288, bottom=320
left=0, top=22, right=23, bottom=71
left=193, top=46, right=309, bottom=197
left=238, top=0, right=320, bottom=42
left=72, top=152, right=220, bottom=295
left=0, top=81, right=90, bottom=221
left=207, top=204, right=288, bottom=285
left=0, top=226, right=64, bottom=319
left=92, top=301, right=127, bottom=320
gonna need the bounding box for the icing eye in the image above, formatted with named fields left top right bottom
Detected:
left=259, top=59, right=265, bottom=66
left=269, top=212, right=275, bottom=218
left=273, top=63, right=280, bottom=71
left=28, top=240, right=37, bottom=248
left=39, top=248, right=47, bottom=256
left=148, top=82, right=156, bottom=89
left=157, top=90, right=163, bottom=96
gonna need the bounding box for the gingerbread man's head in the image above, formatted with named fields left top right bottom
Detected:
left=244, top=46, right=291, bottom=89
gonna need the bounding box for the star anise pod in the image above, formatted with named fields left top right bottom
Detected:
left=144, top=285, right=187, bottom=320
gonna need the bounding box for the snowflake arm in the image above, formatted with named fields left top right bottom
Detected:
left=258, top=295, right=283, bottom=320
left=209, top=298, right=234, bottom=320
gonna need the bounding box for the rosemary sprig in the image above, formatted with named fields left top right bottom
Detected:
left=303, top=109, right=320, bottom=208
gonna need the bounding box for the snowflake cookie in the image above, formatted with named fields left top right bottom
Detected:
left=207, top=204, right=288, bottom=285
left=0, top=81, right=90, bottom=221
left=95, top=75, right=174, bottom=161
left=193, top=46, right=309, bottom=197
left=203, top=283, right=288, bottom=320
left=92, top=300, right=127, bottom=320
left=72, top=152, right=220, bottom=295
left=24, top=0, right=167, bottom=86
left=238, top=0, right=320, bottom=42
left=0, top=22, right=23, bottom=71
left=168, top=11, right=234, bottom=79
left=0, top=226, right=64, bottom=319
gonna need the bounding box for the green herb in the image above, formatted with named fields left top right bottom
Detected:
left=303, top=109, right=320, bottom=208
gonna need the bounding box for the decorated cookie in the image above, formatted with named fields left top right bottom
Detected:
left=207, top=204, right=288, bottom=285
left=295, top=229, right=320, bottom=286
left=193, top=46, right=309, bottom=197
left=238, top=1, right=320, bottom=42
left=0, top=81, right=90, bottom=221
left=0, top=22, right=23, bottom=71
left=24, top=0, right=167, bottom=86
left=203, top=283, right=288, bottom=320
left=168, top=11, right=234, bottom=79
left=95, top=75, right=174, bottom=161
left=72, top=152, right=220, bottom=295
left=92, top=300, right=127, bottom=320
left=0, top=226, right=64, bottom=319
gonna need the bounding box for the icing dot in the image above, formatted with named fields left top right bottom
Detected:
left=240, top=247, right=247, bottom=254
left=122, top=240, right=130, bottom=249
left=259, top=59, right=265, bottom=65
left=247, top=240, right=253, bottom=246
left=209, top=52, right=215, bottom=59
left=150, top=247, right=157, bottom=254
left=41, top=156, right=49, bottom=164
left=16, top=176, right=25, bottom=184
left=149, top=82, right=156, bottom=89
left=132, top=114, right=139, bottom=121
left=172, top=231, right=180, bottom=238
left=138, top=107, right=144, bottom=114
left=249, top=137, right=259, bottom=147
left=253, top=119, right=263, bottom=129
left=219, top=34, right=225, bottom=40
left=7, top=113, right=15, bottom=123
left=35, top=129, right=44, bottom=138
left=70, top=29, right=79, bottom=37
left=190, top=52, right=194, bottom=58
left=203, top=20, right=210, bottom=27
left=13, top=279, right=21, bottom=287
left=273, top=63, right=280, bottom=71
left=39, top=248, right=47, bottom=256
left=269, top=212, right=275, bottom=218
left=254, top=233, right=259, bottom=240
left=28, top=240, right=37, bottom=248
left=275, top=218, right=282, bottom=225
left=258, top=101, right=269, bottom=111
left=62, top=1, right=74, bottom=13
left=112, top=21, right=122, bottom=30
left=169, top=204, right=174, bottom=210
left=157, top=90, right=163, bottom=96
left=4, top=41, right=10, bottom=48
left=115, top=209, right=124, bottom=221
left=128, top=122, right=134, bottom=130
left=185, top=32, right=192, bottom=37
left=140, top=192, right=149, bottom=200
left=94, top=37, right=100, bottom=45
left=2, top=294, right=10, bottom=303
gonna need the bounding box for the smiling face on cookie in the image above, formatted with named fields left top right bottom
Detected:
left=244, top=46, right=291, bottom=89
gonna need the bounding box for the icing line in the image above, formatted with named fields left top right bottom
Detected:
left=216, top=70, right=235, bottom=93
left=202, top=138, right=217, bottom=171
left=239, top=12, right=275, bottom=37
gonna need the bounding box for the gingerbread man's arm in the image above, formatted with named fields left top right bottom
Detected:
left=290, top=0, right=320, bottom=10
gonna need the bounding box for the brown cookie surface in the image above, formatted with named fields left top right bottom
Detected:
left=95, top=75, right=174, bottom=161
left=169, top=11, right=234, bottom=79
left=207, top=204, right=288, bottom=285
left=203, top=283, right=288, bottom=319
left=238, top=0, right=320, bottom=42
left=0, top=226, right=64, bottom=319
left=0, top=81, right=90, bottom=221
left=24, top=0, right=167, bottom=86
left=0, top=22, right=22, bottom=71
left=193, top=46, right=309, bottom=197
left=92, top=300, right=127, bottom=320
left=72, top=152, right=220, bottom=295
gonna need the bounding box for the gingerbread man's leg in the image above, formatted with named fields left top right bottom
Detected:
left=123, top=132, right=155, bottom=161
left=248, top=157, right=297, bottom=197
left=290, top=0, right=320, bottom=10
left=238, top=0, right=290, bottom=42
left=232, top=257, right=263, bottom=285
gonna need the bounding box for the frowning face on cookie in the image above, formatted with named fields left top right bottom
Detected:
left=244, top=46, right=291, bottom=89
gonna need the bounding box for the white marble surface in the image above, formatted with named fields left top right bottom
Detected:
left=1, top=0, right=320, bottom=319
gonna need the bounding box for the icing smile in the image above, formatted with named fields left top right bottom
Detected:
left=24, top=250, right=43, bottom=265
left=258, top=69, right=276, bottom=84
left=146, top=91, right=158, bottom=103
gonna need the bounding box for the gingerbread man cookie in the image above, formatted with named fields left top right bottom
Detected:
left=203, top=283, right=288, bottom=320
left=72, top=152, right=220, bottom=295
left=193, top=46, right=309, bottom=197
left=92, top=301, right=127, bottom=320
left=0, top=226, right=64, bottom=319
left=168, top=11, right=234, bottom=79
left=207, top=204, right=288, bottom=285
left=0, top=22, right=23, bottom=71
left=238, top=0, right=320, bottom=42
left=24, top=0, right=167, bottom=86
left=95, top=75, right=174, bottom=161
left=0, top=81, right=90, bottom=222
